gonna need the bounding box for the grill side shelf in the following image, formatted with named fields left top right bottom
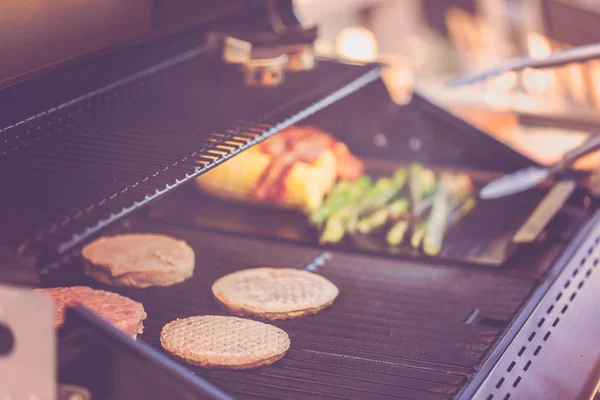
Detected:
left=0, top=51, right=382, bottom=264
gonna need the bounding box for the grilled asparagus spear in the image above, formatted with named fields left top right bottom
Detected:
left=347, top=169, right=407, bottom=231
left=422, top=173, right=475, bottom=256
left=355, top=198, right=409, bottom=234
left=422, top=177, right=451, bottom=256
left=449, top=198, right=476, bottom=225
left=409, top=164, right=437, bottom=218
left=320, top=171, right=408, bottom=242
left=319, top=177, right=374, bottom=243
left=410, top=222, right=427, bottom=249
left=386, top=220, right=410, bottom=246
left=320, top=217, right=346, bottom=244
left=360, top=169, right=407, bottom=213
left=310, top=176, right=371, bottom=226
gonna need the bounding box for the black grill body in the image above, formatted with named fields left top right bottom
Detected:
left=2, top=1, right=599, bottom=400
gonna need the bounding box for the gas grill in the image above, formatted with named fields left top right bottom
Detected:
left=2, top=1, right=600, bottom=399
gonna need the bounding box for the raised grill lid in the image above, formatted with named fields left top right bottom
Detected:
left=0, top=47, right=381, bottom=263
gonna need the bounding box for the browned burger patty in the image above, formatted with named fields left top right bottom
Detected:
left=212, top=268, right=339, bottom=320
left=160, top=315, right=290, bottom=369
left=36, top=286, right=147, bottom=339
left=81, top=233, right=195, bottom=288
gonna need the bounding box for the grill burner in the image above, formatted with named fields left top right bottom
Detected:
left=51, top=224, right=537, bottom=400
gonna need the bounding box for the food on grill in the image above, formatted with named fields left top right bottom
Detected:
left=160, top=315, right=290, bottom=369
left=421, top=173, right=475, bottom=256
left=82, top=234, right=195, bottom=288
left=195, top=125, right=364, bottom=212
left=386, top=220, right=410, bottom=246
left=311, top=163, right=476, bottom=256
left=408, top=163, right=437, bottom=218
left=211, top=268, right=339, bottom=320
left=35, top=286, right=146, bottom=339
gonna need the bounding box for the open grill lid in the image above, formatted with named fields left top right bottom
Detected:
left=0, top=50, right=381, bottom=266
left=0, top=0, right=538, bottom=270
left=0, top=0, right=384, bottom=267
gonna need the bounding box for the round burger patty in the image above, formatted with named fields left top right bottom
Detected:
left=36, top=286, right=147, bottom=339
left=160, top=315, right=290, bottom=369
left=212, top=267, right=339, bottom=320
left=81, top=233, right=195, bottom=288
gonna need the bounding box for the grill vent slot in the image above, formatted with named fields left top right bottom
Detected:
left=475, top=232, right=600, bottom=400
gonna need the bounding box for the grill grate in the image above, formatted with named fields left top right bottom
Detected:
left=51, top=225, right=537, bottom=400
left=0, top=51, right=381, bottom=260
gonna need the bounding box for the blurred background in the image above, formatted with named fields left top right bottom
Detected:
left=295, top=0, right=600, bottom=169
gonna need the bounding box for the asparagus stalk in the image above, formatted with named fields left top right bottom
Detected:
left=422, top=177, right=451, bottom=256
left=409, top=164, right=437, bottom=218
left=310, top=176, right=371, bottom=226
left=347, top=169, right=407, bottom=230
left=319, top=177, right=375, bottom=243
left=386, top=220, right=409, bottom=246
left=448, top=197, right=476, bottom=226
left=414, top=194, right=435, bottom=218
left=356, top=209, right=388, bottom=234
left=355, top=198, right=409, bottom=234
left=410, top=222, right=427, bottom=249
left=320, top=218, right=346, bottom=244
left=360, top=169, right=407, bottom=213
left=388, top=198, right=410, bottom=219
left=422, top=173, right=475, bottom=256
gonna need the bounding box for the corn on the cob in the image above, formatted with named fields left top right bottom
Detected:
left=195, top=146, right=337, bottom=212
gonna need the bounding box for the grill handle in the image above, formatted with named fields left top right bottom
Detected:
left=448, top=42, right=600, bottom=87
left=555, top=133, right=600, bottom=171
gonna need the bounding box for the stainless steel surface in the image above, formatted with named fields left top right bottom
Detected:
left=513, top=180, right=576, bottom=243
left=448, top=42, right=600, bottom=87
left=479, top=166, right=550, bottom=200
left=0, top=285, right=56, bottom=400
left=473, top=218, right=600, bottom=400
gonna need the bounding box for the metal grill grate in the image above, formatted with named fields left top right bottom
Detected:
left=51, top=225, right=537, bottom=400
left=0, top=51, right=381, bottom=260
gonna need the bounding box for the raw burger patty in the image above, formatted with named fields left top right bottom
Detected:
left=212, top=267, right=339, bottom=320
left=82, top=233, right=195, bottom=288
left=36, top=286, right=146, bottom=338
left=160, top=315, right=290, bottom=369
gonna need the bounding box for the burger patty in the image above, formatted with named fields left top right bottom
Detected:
left=36, top=286, right=147, bottom=338
left=81, top=234, right=195, bottom=288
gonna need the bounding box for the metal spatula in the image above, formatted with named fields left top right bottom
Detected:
left=480, top=134, right=600, bottom=200
left=448, top=42, right=600, bottom=87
